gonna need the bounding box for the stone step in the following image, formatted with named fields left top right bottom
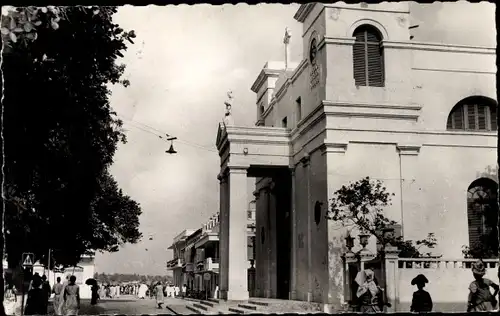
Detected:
left=193, top=303, right=209, bottom=311
left=247, top=300, right=269, bottom=306
left=199, top=300, right=215, bottom=307
left=238, top=303, right=257, bottom=311
left=186, top=305, right=202, bottom=314
left=228, top=307, right=246, bottom=314
left=208, top=298, right=220, bottom=304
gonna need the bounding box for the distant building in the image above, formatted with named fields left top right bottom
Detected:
left=32, top=255, right=96, bottom=299
left=167, top=203, right=256, bottom=299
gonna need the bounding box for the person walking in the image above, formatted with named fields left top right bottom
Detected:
left=410, top=274, right=433, bottom=312
left=4, top=280, right=18, bottom=316
left=52, top=277, right=64, bottom=316
left=354, top=269, right=386, bottom=313
left=90, top=284, right=99, bottom=305
left=41, top=275, right=51, bottom=314
left=467, top=259, right=499, bottom=312
left=25, top=277, right=46, bottom=315
left=63, top=276, right=80, bottom=316
left=154, top=282, right=165, bottom=309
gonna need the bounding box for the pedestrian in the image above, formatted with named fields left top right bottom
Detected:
left=155, top=281, right=165, bottom=309
left=25, top=277, right=46, bottom=315
left=53, top=277, right=64, bottom=316
left=138, top=283, right=147, bottom=299
left=410, top=274, right=433, bottom=312
left=467, top=259, right=499, bottom=312
left=90, top=284, right=99, bottom=305
left=41, top=275, right=51, bottom=314
left=64, top=275, right=80, bottom=316
left=182, top=284, right=187, bottom=298
left=4, top=280, right=18, bottom=316
left=354, top=269, right=385, bottom=313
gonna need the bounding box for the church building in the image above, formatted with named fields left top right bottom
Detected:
left=215, top=2, right=496, bottom=311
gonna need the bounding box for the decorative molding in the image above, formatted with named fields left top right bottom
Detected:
left=251, top=68, right=282, bottom=94
left=412, top=67, right=495, bottom=75
left=382, top=40, right=495, bottom=55
left=348, top=18, right=390, bottom=39
left=320, top=142, right=348, bottom=155
left=227, top=165, right=250, bottom=174
left=397, top=144, right=421, bottom=156
left=301, top=153, right=311, bottom=167
left=293, top=3, right=316, bottom=22
left=318, top=37, right=356, bottom=50
left=323, top=101, right=421, bottom=121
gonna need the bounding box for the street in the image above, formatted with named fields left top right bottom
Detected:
left=44, top=296, right=191, bottom=315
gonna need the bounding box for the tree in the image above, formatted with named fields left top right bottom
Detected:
left=327, top=177, right=437, bottom=258
left=2, top=4, right=141, bottom=298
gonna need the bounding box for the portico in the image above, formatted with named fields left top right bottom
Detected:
left=215, top=123, right=291, bottom=301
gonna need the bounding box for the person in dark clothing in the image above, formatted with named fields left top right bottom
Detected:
left=91, top=284, right=99, bottom=305
left=25, top=277, right=46, bottom=315
left=41, top=275, right=51, bottom=313
left=410, top=274, right=433, bottom=312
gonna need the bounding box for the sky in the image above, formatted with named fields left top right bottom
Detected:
left=94, top=2, right=496, bottom=275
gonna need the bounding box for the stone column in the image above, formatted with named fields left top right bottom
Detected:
left=383, top=246, right=401, bottom=312
left=290, top=168, right=297, bottom=300
left=218, top=173, right=229, bottom=299
left=226, top=166, right=249, bottom=301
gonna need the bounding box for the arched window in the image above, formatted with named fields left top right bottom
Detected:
left=352, top=25, right=385, bottom=87
left=467, top=178, right=498, bottom=258
left=447, top=96, right=497, bottom=131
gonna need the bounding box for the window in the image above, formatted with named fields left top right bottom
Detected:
left=296, top=97, right=302, bottom=122
left=282, top=117, right=288, bottom=128
left=447, top=96, right=497, bottom=131
left=352, top=25, right=385, bottom=87
left=467, top=178, right=498, bottom=258
left=259, top=105, right=265, bottom=117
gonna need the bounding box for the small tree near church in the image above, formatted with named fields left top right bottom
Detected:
left=327, top=177, right=437, bottom=257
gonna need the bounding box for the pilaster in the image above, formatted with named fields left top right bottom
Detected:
left=301, top=153, right=313, bottom=302
left=290, top=168, right=297, bottom=300
left=396, top=144, right=421, bottom=238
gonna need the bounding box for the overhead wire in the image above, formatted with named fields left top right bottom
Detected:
left=118, top=116, right=219, bottom=153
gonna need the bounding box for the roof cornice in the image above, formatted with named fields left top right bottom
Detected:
left=293, top=3, right=316, bottom=23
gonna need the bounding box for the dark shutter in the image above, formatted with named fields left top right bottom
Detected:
left=477, top=104, right=487, bottom=130
left=353, top=42, right=366, bottom=86
left=490, top=105, right=497, bottom=131
left=468, top=201, right=483, bottom=246
left=466, top=104, right=477, bottom=130
left=352, top=26, right=384, bottom=87
left=447, top=107, right=464, bottom=130
left=367, top=43, right=384, bottom=87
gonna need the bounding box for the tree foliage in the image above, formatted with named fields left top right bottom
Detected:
left=327, top=177, right=437, bottom=258
left=2, top=5, right=141, bottom=273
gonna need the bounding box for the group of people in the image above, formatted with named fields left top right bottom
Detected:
left=22, top=274, right=80, bottom=315
left=352, top=259, right=500, bottom=313
left=150, top=282, right=186, bottom=309
left=98, top=284, right=121, bottom=299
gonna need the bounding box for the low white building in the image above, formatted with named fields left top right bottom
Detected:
left=33, top=255, right=96, bottom=299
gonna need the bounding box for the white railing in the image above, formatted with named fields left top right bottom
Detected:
left=398, top=257, right=499, bottom=269
left=394, top=257, right=499, bottom=312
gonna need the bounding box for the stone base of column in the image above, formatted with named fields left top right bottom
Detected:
left=289, top=291, right=297, bottom=300
left=265, top=290, right=271, bottom=298
left=307, top=292, right=312, bottom=302
left=227, top=290, right=249, bottom=301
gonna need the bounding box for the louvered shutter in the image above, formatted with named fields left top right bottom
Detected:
left=466, top=104, right=477, bottom=130
left=477, top=104, right=487, bottom=130
left=447, top=106, right=464, bottom=129
left=366, top=32, right=384, bottom=87
left=490, top=105, right=497, bottom=131
left=468, top=199, right=483, bottom=247
left=353, top=30, right=367, bottom=86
